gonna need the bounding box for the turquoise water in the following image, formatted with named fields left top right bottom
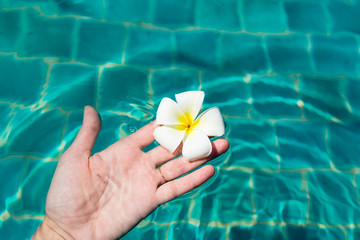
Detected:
left=0, top=0, right=360, bottom=239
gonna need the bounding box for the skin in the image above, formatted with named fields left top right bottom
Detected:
left=31, top=106, right=229, bottom=240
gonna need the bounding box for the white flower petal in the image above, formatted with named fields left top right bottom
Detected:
left=175, top=91, right=204, bottom=122
left=182, top=129, right=212, bottom=161
left=156, top=97, right=186, bottom=125
left=195, top=107, right=225, bottom=137
left=154, top=126, right=186, bottom=153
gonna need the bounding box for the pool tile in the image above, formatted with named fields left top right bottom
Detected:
left=175, top=30, right=219, bottom=70
left=0, top=55, right=46, bottom=105
left=228, top=119, right=278, bottom=170
left=0, top=158, right=27, bottom=210
left=106, top=0, right=150, bottom=22
left=243, top=0, right=287, bottom=33
left=253, top=171, right=308, bottom=223
left=167, top=222, right=199, bottom=239
left=220, top=33, right=268, bottom=74
left=230, top=225, right=284, bottom=239
left=346, top=78, right=360, bottom=118
left=43, top=64, right=98, bottom=110
left=327, top=122, right=360, bottom=170
left=275, top=121, right=330, bottom=169
left=8, top=160, right=56, bottom=216
left=77, top=20, right=126, bottom=65
left=152, top=199, right=191, bottom=223
left=308, top=171, right=360, bottom=225
left=284, top=225, right=344, bottom=240
left=122, top=223, right=167, bottom=240
left=198, top=0, right=241, bottom=30
left=5, top=108, right=66, bottom=158
left=250, top=76, right=301, bottom=119
left=99, top=66, right=149, bottom=110
left=201, top=226, right=226, bottom=240
left=2, top=0, right=57, bottom=15
left=19, top=9, right=74, bottom=58
left=299, top=76, right=351, bottom=120
left=125, top=27, right=173, bottom=67
left=284, top=2, right=327, bottom=33
left=153, top=0, right=195, bottom=27
left=191, top=170, right=253, bottom=223
left=311, top=35, right=360, bottom=76
left=266, top=35, right=313, bottom=74
left=347, top=228, right=360, bottom=240
left=151, top=69, right=199, bottom=98
left=201, top=73, right=250, bottom=116
left=0, top=218, right=42, bottom=240
left=55, top=0, right=104, bottom=19
left=328, top=1, right=360, bottom=34
left=0, top=10, right=21, bottom=52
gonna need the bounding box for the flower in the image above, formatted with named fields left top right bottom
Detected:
left=153, top=91, right=225, bottom=161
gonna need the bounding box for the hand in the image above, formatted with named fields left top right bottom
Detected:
left=32, top=106, right=229, bottom=240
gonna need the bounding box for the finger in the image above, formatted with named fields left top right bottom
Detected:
left=127, top=121, right=157, bottom=149
left=154, top=138, right=229, bottom=171
left=157, top=139, right=228, bottom=182
left=156, top=165, right=215, bottom=205
left=146, top=143, right=183, bottom=166
left=69, top=106, right=101, bottom=155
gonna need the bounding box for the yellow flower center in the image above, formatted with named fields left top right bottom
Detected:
left=177, top=113, right=199, bottom=135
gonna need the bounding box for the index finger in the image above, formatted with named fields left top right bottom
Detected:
left=127, top=120, right=157, bottom=149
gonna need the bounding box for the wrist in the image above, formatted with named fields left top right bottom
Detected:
left=32, top=215, right=74, bottom=240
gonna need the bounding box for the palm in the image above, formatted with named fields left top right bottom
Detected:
left=44, top=107, right=228, bottom=239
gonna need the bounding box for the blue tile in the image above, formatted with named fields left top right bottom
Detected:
left=44, top=64, right=98, bottom=110
left=151, top=69, right=199, bottom=98
left=346, top=78, right=360, bottom=118
left=201, top=73, right=250, bottom=116
left=328, top=122, right=360, bottom=170
left=0, top=10, right=21, bottom=52
left=125, top=27, right=173, bottom=67
left=0, top=158, right=27, bottom=210
left=198, top=0, right=241, bottom=30
left=229, top=119, right=278, bottom=170
left=284, top=225, right=344, bottom=240
left=54, top=0, right=104, bottom=19
left=221, top=33, right=268, bottom=74
left=0, top=55, right=46, bottom=105
left=122, top=224, right=167, bottom=240
left=284, top=2, right=327, bottom=33
left=311, top=35, right=360, bottom=76
left=243, top=0, right=287, bottom=33
left=251, top=76, right=301, bottom=118
left=2, top=0, right=57, bottom=15
left=250, top=76, right=298, bottom=100
left=168, top=222, right=198, bottom=239
left=191, top=170, right=253, bottom=223
left=308, top=171, right=360, bottom=225
left=5, top=108, right=66, bottom=158
left=8, top=160, right=56, bottom=217
left=176, top=30, right=219, bottom=70
left=0, top=218, right=42, bottom=240
left=328, top=1, right=360, bottom=34
left=106, top=0, right=150, bottom=22
left=19, top=9, right=74, bottom=58
left=99, top=66, right=149, bottom=110
left=77, top=20, right=126, bottom=65
left=266, top=35, right=313, bottom=74
left=299, top=76, right=352, bottom=120
left=229, top=226, right=252, bottom=239
left=153, top=0, right=195, bottom=27
left=275, top=121, right=330, bottom=169
left=152, top=199, right=191, bottom=223
left=253, top=171, right=308, bottom=223
left=347, top=228, right=360, bottom=240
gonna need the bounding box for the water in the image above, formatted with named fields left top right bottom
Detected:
left=0, top=0, right=360, bottom=239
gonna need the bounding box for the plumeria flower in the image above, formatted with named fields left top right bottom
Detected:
left=154, top=91, right=225, bottom=161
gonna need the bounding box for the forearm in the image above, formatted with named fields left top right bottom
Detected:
left=32, top=216, right=74, bottom=240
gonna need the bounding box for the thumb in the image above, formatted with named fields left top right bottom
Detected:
left=69, top=106, right=101, bottom=156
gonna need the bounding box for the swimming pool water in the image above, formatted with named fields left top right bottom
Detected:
left=0, top=0, right=360, bottom=239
